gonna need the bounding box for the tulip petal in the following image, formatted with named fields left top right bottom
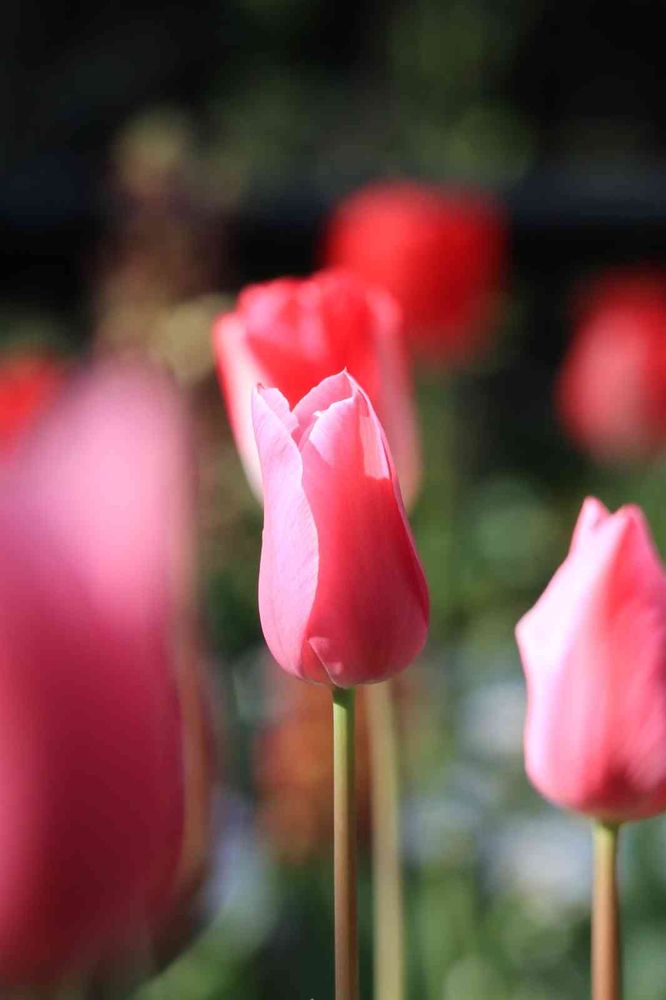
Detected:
left=300, top=374, right=428, bottom=685
left=0, top=363, right=194, bottom=982
left=212, top=270, right=422, bottom=506
left=252, top=386, right=327, bottom=683
left=569, top=495, right=609, bottom=551
left=292, top=369, right=354, bottom=441
left=518, top=499, right=666, bottom=820
left=214, top=313, right=267, bottom=496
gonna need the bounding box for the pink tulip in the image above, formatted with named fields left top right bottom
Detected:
left=516, top=496, right=666, bottom=822
left=557, top=271, right=666, bottom=462
left=0, top=362, right=212, bottom=987
left=252, top=370, right=429, bottom=687
left=213, top=269, right=421, bottom=505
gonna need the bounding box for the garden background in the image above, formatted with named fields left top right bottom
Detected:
left=3, top=2, right=666, bottom=996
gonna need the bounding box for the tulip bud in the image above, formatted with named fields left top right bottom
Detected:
left=213, top=269, right=420, bottom=505
left=0, top=363, right=214, bottom=988
left=557, top=272, right=666, bottom=462
left=516, top=497, right=666, bottom=821
left=252, top=371, right=429, bottom=687
left=324, top=181, right=505, bottom=363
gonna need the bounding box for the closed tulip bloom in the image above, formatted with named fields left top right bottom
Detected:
left=557, top=272, right=666, bottom=462
left=324, top=181, right=505, bottom=363
left=516, top=496, right=666, bottom=822
left=213, top=269, right=420, bottom=505
left=252, top=371, right=428, bottom=687
left=0, top=363, right=212, bottom=987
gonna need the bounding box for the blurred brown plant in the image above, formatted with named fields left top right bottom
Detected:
left=255, top=667, right=418, bottom=865
left=93, top=109, right=229, bottom=383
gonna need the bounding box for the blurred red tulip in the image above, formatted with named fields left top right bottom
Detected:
left=324, top=181, right=506, bottom=363
left=0, top=353, right=64, bottom=450
left=252, top=371, right=428, bottom=687
left=0, top=363, right=213, bottom=988
left=516, top=497, right=666, bottom=822
left=557, top=271, right=666, bottom=462
left=213, top=269, right=420, bottom=504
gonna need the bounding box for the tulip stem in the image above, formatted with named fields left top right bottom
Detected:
left=592, top=821, right=622, bottom=1000
left=333, top=685, right=359, bottom=1000
left=366, top=681, right=404, bottom=1000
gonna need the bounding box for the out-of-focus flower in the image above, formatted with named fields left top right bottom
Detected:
left=0, top=352, right=65, bottom=450
left=0, top=363, right=214, bottom=988
left=324, top=181, right=505, bottom=363
left=213, top=269, right=420, bottom=504
left=516, top=496, right=666, bottom=822
left=252, top=371, right=429, bottom=687
left=557, top=271, right=666, bottom=462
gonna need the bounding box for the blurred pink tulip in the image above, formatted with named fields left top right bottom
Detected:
left=557, top=271, right=666, bottom=462
left=0, top=362, right=212, bottom=987
left=213, top=269, right=421, bottom=505
left=252, top=371, right=429, bottom=687
left=516, top=497, right=666, bottom=822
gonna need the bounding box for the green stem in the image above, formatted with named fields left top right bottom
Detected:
left=333, top=686, right=359, bottom=1000
left=366, top=681, right=404, bottom=1000
left=592, top=821, right=622, bottom=1000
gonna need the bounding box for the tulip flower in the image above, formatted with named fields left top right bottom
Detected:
left=516, top=497, right=666, bottom=1000
left=252, top=370, right=429, bottom=688
left=324, top=181, right=505, bottom=363
left=557, top=271, right=666, bottom=462
left=253, top=371, right=428, bottom=1000
left=0, top=363, right=212, bottom=989
left=213, top=269, right=420, bottom=505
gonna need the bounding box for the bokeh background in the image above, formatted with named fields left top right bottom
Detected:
left=4, top=2, right=666, bottom=997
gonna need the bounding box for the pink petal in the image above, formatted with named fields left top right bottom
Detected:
left=292, top=370, right=354, bottom=442
left=300, top=375, right=428, bottom=685
left=213, top=312, right=267, bottom=497
left=213, top=271, right=422, bottom=506
left=569, top=495, right=610, bottom=551
left=518, top=498, right=666, bottom=820
left=0, top=363, right=195, bottom=982
left=252, top=386, right=326, bottom=683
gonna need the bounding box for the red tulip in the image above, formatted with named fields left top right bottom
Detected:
left=324, top=181, right=505, bottom=363
left=516, top=497, right=666, bottom=822
left=0, top=352, right=64, bottom=450
left=252, top=371, right=429, bottom=687
left=213, top=269, right=420, bottom=505
left=0, top=362, right=211, bottom=987
left=557, top=272, right=666, bottom=462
